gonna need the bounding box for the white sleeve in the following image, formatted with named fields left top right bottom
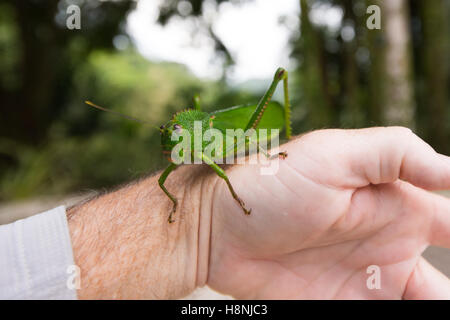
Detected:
left=0, top=206, right=78, bottom=300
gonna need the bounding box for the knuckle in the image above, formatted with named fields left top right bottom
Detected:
left=388, top=126, right=413, bottom=138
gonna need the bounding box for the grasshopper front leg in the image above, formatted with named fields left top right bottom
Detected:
left=259, top=147, right=288, bottom=160
left=158, top=162, right=179, bottom=223
left=200, top=153, right=251, bottom=215
left=247, top=137, right=288, bottom=160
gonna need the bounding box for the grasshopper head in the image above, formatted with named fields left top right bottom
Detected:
left=159, top=109, right=211, bottom=162
left=159, top=120, right=183, bottom=154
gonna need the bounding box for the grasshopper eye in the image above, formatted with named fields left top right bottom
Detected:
left=173, top=124, right=182, bottom=132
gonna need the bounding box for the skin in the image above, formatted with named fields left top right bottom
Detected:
left=67, top=127, right=450, bottom=299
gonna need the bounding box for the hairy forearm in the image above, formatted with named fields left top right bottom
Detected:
left=66, top=165, right=215, bottom=299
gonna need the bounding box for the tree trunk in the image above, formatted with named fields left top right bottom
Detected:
left=367, top=0, right=384, bottom=126
left=378, top=0, right=415, bottom=128
left=299, top=0, right=334, bottom=129
left=340, top=0, right=363, bottom=128
left=421, top=0, right=449, bottom=153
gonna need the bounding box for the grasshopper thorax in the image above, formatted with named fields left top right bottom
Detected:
left=160, top=109, right=211, bottom=160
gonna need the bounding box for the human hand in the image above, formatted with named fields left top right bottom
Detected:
left=203, top=127, right=450, bottom=299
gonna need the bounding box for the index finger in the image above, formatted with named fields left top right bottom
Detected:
left=292, top=127, right=450, bottom=190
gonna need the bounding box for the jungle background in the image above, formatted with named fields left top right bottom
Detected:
left=0, top=0, right=448, bottom=204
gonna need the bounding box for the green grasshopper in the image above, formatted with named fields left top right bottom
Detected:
left=86, top=67, right=291, bottom=223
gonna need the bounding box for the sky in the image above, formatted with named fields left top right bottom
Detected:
left=126, top=0, right=342, bottom=83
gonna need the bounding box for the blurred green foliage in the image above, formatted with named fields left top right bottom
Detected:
left=0, top=0, right=449, bottom=201
left=0, top=47, right=257, bottom=200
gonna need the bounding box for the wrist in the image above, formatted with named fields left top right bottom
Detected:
left=67, top=164, right=215, bottom=299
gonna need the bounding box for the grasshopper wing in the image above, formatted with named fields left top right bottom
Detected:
left=211, top=101, right=285, bottom=135
left=210, top=102, right=285, bottom=161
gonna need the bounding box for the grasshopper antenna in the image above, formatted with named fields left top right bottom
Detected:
left=85, top=101, right=160, bottom=130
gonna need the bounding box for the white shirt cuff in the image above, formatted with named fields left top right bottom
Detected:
left=0, top=206, right=78, bottom=299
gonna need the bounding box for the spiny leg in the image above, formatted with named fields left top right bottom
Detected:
left=201, top=153, right=251, bottom=215
left=244, top=68, right=292, bottom=140
left=282, top=69, right=291, bottom=140
left=158, top=162, right=179, bottom=223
